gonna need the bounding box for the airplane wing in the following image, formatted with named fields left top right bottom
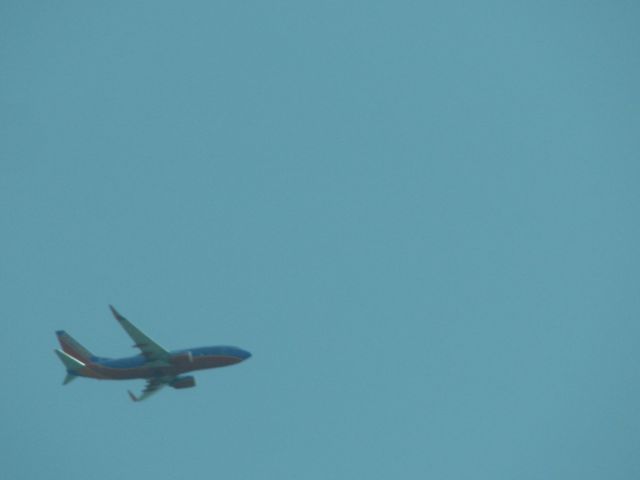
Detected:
left=109, top=305, right=170, bottom=362
left=128, top=377, right=173, bottom=402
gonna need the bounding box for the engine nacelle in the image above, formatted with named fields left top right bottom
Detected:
left=170, top=376, right=196, bottom=389
left=170, top=351, right=193, bottom=365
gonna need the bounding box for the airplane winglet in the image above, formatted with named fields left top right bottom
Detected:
left=128, top=390, right=139, bottom=402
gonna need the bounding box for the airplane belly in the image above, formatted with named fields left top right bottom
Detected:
left=192, top=355, right=242, bottom=370
left=90, top=364, right=176, bottom=380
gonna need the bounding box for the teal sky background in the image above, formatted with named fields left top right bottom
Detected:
left=1, top=1, right=639, bottom=478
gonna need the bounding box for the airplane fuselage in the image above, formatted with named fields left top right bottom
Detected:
left=77, top=346, right=251, bottom=380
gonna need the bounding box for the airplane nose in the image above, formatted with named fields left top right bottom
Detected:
left=236, top=348, right=251, bottom=360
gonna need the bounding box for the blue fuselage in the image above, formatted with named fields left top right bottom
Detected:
left=80, top=346, right=251, bottom=380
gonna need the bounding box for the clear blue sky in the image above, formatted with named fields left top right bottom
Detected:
left=1, top=1, right=639, bottom=479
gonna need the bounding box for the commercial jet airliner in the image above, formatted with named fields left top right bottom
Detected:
left=54, top=305, right=251, bottom=402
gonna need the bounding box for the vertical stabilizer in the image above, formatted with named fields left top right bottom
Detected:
left=56, top=330, right=95, bottom=362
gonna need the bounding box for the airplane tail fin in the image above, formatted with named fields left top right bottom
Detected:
left=54, top=349, right=86, bottom=385
left=56, top=330, right=95, bottom=363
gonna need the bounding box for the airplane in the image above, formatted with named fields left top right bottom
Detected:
left=54, top=305, right=251, bottom=402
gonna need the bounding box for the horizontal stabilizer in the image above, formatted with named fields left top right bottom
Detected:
left=55, top=349, right=86, bottom=386
left=54, top=348, right=85, bottom=371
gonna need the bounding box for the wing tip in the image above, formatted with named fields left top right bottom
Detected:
left=109, top=305, right=124, bottom=322
left=128, top=390, right=139, bottom=402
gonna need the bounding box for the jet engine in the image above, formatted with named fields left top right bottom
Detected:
left=170, top=376, right=196, bottom=389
